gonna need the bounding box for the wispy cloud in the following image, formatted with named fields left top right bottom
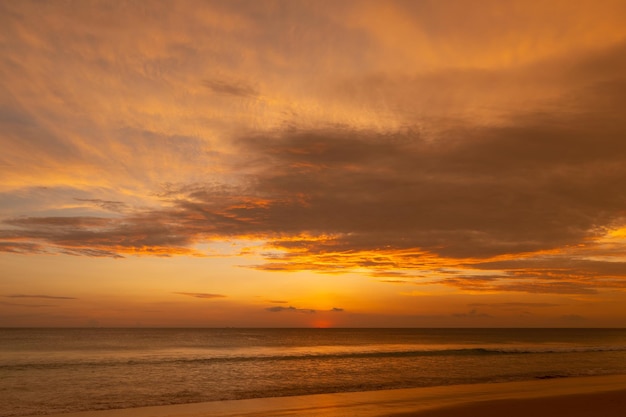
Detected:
left=266, top=305, right=316, bottom=314
left=5, top=294, right=76, bottom=300
left=174, top=292, right=226, bottom=299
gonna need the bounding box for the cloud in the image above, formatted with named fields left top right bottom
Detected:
left=265, top=305, right=316, bottom=314
left=0, top=212, right=201, bottom=257
left=59, top=248, right=125, bottom=258
left=264, top=305, right=343, bottom=314
left=4, top=84, right=626, bottom=289
left=174, top=292, right=226, bottom=299
left=4, top=87, right=626, bottom=289
left=5, top=294, right=76, bottom=300
left=1, top=1, right=626, bottom=298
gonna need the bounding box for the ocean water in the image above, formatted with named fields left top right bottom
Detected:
left=1, top=328, right=626, bottom=416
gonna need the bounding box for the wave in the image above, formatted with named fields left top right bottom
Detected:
left=4, top=344, right=626, bottom=370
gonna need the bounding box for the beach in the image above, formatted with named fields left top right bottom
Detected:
left=30, top=374, right=626, bottom=417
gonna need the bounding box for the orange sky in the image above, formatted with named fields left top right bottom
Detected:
left=2, top=0, right=626, bottom=327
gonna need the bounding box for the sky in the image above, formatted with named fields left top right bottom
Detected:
left=2, top=0, right=626, bottom=327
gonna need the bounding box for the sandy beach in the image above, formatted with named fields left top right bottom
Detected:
left=31, top=374, right=626, bottom=417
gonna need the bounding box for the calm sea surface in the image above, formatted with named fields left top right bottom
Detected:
left=1, top=328, right=626, bottom=416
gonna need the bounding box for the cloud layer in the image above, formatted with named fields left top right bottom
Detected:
left=2, top=0, right=626, bottom=301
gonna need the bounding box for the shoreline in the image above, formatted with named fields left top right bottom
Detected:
left=29, top=374, right=626, bottom=417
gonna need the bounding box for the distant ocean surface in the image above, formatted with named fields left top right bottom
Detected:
left=2, top=328, right=626, bottom=417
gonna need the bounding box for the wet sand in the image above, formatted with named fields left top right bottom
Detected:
left=390, top=389, right=626, bottom=417
left=32, top=374, right=626, bottom=417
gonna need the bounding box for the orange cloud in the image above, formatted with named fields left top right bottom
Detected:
left=2, top=0, right=626, bottom=303
left=174, top=292, right=226, bottom=299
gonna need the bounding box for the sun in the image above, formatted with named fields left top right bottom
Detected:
left=312, top=319, right=332, bottom=328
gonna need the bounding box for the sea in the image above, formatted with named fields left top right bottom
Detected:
left=2, top=328, right=626, bottom=417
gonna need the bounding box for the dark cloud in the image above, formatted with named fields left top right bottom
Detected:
left=266, top=305, right=316, bottom=314
left=0, top=211, right=199, bottom=257
left=174, top=292, right=226, bottom=299
left=59, top=248, right=124, bottom=258
left=222, top=44, right=626, bottom=289
left=264, top=305, right=343, bottom=313
left=1, top=40, right=626, bottom=295
left=5, top=294, right=76, bottom=300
